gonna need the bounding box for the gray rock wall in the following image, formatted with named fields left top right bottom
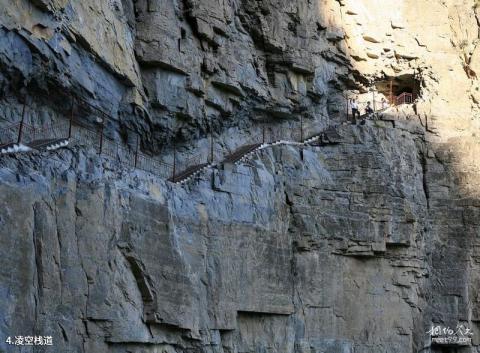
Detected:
left=3, top=117, right=475, bottom=353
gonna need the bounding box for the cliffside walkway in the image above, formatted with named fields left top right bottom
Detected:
left=0, top=120, right=71, bottom=154
left=0, top=97, right=392, bottom=184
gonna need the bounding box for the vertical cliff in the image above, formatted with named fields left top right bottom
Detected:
left=0, top=1, right=480, bottom=353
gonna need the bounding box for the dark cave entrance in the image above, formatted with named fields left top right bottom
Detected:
left=375, top=73, right=421, bottom=106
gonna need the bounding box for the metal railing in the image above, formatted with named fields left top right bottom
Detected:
left=263, top=125, right=299, bottom=144
left=31, top=121, right=70, bottom=142
left=136, top=152, right=172, bottom=179
left=0, top=122, right=22, bottom=147
left=395, top=92, right=415, bottom=105
left=0, top=121, right=40, bottom=147
left=345, top=93, right=386, bottom=122
left=1, top=96, right=345, bottom=182
left=179, top=153, right=208, bottom=170
left=345, top=81, right=419, bottom=123
left=71, top=125, right=101, bottom=150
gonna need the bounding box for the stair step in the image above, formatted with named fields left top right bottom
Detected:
left=168, top=163, right=209, bottom=184
left=27, top=138, right=69, bottom=150
left=223, top=143, right=262, bottom=164
left=46, top=139, right=69, bottom=151
left=0, top=143, right=32, bottom=154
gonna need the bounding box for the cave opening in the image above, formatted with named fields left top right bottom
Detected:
left=375, top=73, right=421, bottom=106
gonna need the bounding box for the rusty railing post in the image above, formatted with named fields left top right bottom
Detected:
left=210, top=132, right=214, bottom=164
left=390, top=79, right=394, bottom=106
left=346, top=95, right=349, bottom=122
left=300, top=115, right=304, bottom=142
left=172, top=141, right=176, bottom=180
left=17, top=102, right=26, bottom=144
left=209, top=114, right=214, bottom=164
left=134, top=135, right=139, bottom=168
left=98, top=121, right=104, bottom=155
left=69, top=96, right=74, bottom=139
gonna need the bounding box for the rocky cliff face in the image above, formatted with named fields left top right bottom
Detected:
left=1, top=1, right=480, bottom=353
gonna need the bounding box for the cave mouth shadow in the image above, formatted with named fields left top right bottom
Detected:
left=374, top=73, right=421, bottom=105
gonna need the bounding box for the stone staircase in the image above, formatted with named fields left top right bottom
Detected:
left=0, top=119, right=71, bottom=155
left=1, top=138, right=70, bottom=154
left=170, top=125, right=343, bottom=184
left=0, top=116, right=343, bottom=185
left=224, top=143, right=263, bottom=164
left=30, top=138, right=70, bottom=151
left=168, top=162, right=211, bottom=184
left=0, top=143, right=33, bottom=154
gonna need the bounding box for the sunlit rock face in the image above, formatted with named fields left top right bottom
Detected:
left=0, top=1, right=479, bottom=353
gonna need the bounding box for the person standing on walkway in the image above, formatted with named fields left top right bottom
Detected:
left=351, top=99, right=359, bottom=124
left=381, top=98, right=389, bottom=110
left=365, top=101, right=374, bottom=115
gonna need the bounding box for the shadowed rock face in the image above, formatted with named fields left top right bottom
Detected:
left=0, top=122, right=429, bottom=353
left=0, top=1, right=480, bottom=353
